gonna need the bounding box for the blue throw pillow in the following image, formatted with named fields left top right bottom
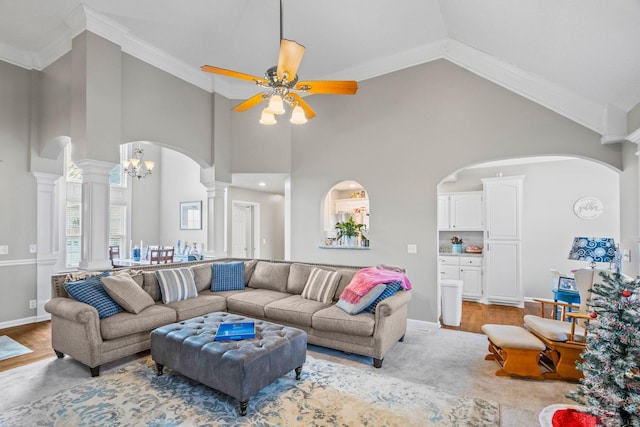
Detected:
left=65, top=272, right=123, bottom=319
left=363, top=282, right=403, bottom=314
left=212, top=262, right=245, bottom=292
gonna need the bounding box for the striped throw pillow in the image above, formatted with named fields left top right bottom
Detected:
left=155, top=268, right=198, bottom=304
left=211, top=262, right=245, bottom=291
left=301, top=268, right=341, bottom=304
left=363, top=282, right=402, bottom=313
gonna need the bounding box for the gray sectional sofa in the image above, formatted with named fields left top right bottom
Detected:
left=45, top=258, right=412, bottom=376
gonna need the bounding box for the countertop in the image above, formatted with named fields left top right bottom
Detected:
left=438, top=252, right=483, bottom=257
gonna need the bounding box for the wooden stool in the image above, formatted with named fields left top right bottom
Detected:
left=481, top=324, right=546, bottom=379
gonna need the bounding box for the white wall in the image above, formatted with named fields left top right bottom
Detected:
left=440, top=158, right=620, bottom=299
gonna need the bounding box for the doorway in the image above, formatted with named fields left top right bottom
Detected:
left=231, top=201, right=261, bottom=258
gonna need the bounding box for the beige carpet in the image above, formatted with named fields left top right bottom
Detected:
left=0, top=326, right=576, bottom=426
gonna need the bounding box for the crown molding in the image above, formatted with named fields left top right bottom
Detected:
left=0, top=7, right=628, bottom=137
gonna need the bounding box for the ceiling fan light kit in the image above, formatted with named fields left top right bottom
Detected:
left=201, top=1, right=357, bottom=125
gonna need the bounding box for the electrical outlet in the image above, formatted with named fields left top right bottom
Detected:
left=0, top=245, right=7, bottom=255
left=29, top=244, right=37, bottom=253
left=29, top=299, right=37, bottom=309
left=623, top=249, right=631, bottom=262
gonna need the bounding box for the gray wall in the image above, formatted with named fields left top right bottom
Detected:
left=440, top=159, right=620, bottom=297
left=0, top=60, right=37, bottom=322
left=282, top=59, right=623, bottom=323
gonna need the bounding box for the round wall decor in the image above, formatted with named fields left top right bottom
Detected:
left=573, top=197, right=603, bottom=219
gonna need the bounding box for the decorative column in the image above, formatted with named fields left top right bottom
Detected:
left=201, top=167, right=229, bottom=258
left=76, top=159, right=115, bottom=270
left=32, top=172, right=62, bottom=320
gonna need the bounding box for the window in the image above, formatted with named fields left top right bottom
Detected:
left=109, top=205, right=126, bottom=249
left=65, top=203, right=81, bottom=268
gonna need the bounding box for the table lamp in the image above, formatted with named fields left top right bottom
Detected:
left=568, top=237, right=616, bottom=269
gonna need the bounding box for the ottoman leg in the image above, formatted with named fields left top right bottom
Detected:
left=239, top=400, right=248, bottom=416
left=295, top=366, right=302, bottom=380
left=156, top=363, right=164, bottom=376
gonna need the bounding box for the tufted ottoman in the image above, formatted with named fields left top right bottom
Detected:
left=150, top=312, right=307, bottom=416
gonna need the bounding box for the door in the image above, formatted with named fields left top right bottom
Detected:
left=231, top=202, right=260, bottom=258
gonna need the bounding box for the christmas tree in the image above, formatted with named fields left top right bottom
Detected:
left=569, top=271, right=640, bottom=426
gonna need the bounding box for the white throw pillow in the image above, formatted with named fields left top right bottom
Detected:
left=336, top=283, right=387, bottom=315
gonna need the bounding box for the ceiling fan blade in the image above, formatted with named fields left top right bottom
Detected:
left=232, top=93, right=267, bottom=112
left=201, top=65, right=268, bottom=85
left=289, top=93, right=316, bottom=120
left=276, top=39, right=305, bottom=81
left=295, top=80, right=358, bottom=95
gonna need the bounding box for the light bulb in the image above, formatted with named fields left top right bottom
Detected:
left=259, top=109, right=277, bottom=125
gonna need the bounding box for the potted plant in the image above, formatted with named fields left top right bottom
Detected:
left=335, top=217, right=365, bottom=246
left=450, top=236, right=463, bottom=253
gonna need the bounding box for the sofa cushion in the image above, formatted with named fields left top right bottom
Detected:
left=65, top=272, right=123, bottom=319
left=243, top=259, right=258, bottom=285
left=101, top=274, right=155, bottom=314
left=264, top=295, right=330, bottom=327
left=301, top=268, right=341, bottom=304
left=336, top=283, right=387, bottom=315
left=100, top=304, right=177, bottom=340
left=248, top=262, right=290, bottom=292
left=155, top=268, right=198, bottom=304
left=190, top=263, right=213, bottom=292
left=287, top=263, right=336, bottom=295
left=332, top=269, right=359, bottom=302
left=312, top=305, right=375, bottom=337
left=162, top=294, right=227, bottom=321
left=142, top=271, right=162, bottom=301
left=363, top=282, right=402, bottom=313
left=212, top=261, right=245, bottom=291
left=226, top=289, right=290, bottom=318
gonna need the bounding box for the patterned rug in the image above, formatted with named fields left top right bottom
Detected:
left=0, top=356, right=499, bottom=426
left=0, top=336, right=32, bottom=362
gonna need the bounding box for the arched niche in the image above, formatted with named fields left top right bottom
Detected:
left=321, top=180, right=370, bottom=248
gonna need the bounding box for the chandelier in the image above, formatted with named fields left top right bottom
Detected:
left=122, top=147, right=154, bottom=180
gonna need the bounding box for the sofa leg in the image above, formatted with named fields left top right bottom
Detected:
left=373, top=358, right=383, bottom=368
left=89, top=366, right=100, bottom=377
left=54, top=349, right=64, bottom=359
left=399, top=334, right=405, bottom=342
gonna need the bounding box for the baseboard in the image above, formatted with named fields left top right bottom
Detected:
left=407, top=318, right=439, bottom=331
left=0, top=316, right=38, bottom=330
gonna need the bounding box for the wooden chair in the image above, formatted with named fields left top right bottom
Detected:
left=523, top=268, right=627, bottom=381
left=150, top=247, right=174, bottom=264
left=108, top=245, right=120, bottom=267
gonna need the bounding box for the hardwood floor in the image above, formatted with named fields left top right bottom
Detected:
left=0, top=301, right=546, bottom=372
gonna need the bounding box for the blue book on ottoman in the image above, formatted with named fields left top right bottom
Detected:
left=214, top=322, right=256, bottom=341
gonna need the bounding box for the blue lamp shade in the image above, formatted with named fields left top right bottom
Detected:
left=568, top=237, right=616, bottom=266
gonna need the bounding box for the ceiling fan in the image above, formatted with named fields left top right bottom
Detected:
left=201, top=0, right=358, bottom=125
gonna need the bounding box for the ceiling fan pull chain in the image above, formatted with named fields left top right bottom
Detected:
left=280, top=0, right=284, bottom=41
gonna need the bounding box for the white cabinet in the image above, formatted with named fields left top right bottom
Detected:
left=482, top=176, right=524, bottom=306
left=438, top=192, right=483, bottom=231
left=438, top=255, right=483, bottom=300
left=484, top=241, right=521, bottom=304
left=482, top=178, right=522, bottom=240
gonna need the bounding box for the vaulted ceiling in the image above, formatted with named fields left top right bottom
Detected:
left=1, top=0, right=639, bottom=142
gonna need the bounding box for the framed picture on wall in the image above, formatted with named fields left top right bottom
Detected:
left=180, top=201, right=202, bottom=230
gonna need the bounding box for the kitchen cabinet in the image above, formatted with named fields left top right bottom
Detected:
left=438, top=192, right=483, bottom=231
left=438, top=255, right=483, bottom=300
left=482, top=176, right=524, bottom=306
left=484, top=240, right=521, bottom=304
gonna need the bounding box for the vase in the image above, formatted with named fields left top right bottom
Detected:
left=452, top=243, right=463, bottom=253
left=345, top=236, right=356, bottom=246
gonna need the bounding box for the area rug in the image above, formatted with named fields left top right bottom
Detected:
left=0, top=336, right=32, bottom=362
left=0, top=355, right=499, bottom=426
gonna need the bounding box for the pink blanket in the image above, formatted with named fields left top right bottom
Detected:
left=340, top=267, right=412, bottom=304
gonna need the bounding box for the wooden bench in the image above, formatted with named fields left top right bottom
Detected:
left=481, top=324, right=546, bottom=379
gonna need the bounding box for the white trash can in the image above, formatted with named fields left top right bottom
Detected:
left=440, top=279, right=463, bottom=326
